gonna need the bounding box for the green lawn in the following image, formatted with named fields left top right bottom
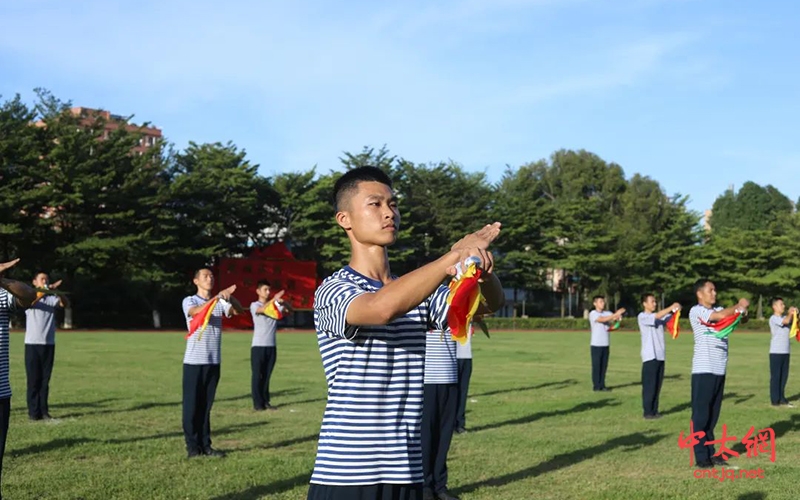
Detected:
left=3, top=330, right=798, bottom=500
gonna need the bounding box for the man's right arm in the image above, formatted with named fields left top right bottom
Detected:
left=596, top=310, right=624, bottom=323
left=346, top=250, right=471, bottom=326
left=655, top=303, right=681, bottom=320
left=708, top=298, right=749, bottom=322
left=781, top=307, right=798, bottom=325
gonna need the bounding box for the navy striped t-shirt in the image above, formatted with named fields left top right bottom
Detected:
left=424, top=331, right=458, bottom=384
left=182, top=295, right=232, bottom=365
left=0, top=288, right=15, bottom=399
left=311, top=266, right=450, bottom=486
left=689, top=304, right=728, bottom=375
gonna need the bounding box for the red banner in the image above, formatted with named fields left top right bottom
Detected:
left=212, top=242, right=319, bottom=330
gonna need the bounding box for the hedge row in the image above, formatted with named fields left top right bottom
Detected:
left=483, top=317, right=772, bottom=332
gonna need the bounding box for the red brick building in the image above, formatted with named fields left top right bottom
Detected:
left=68, top=107, right=162, bottom=153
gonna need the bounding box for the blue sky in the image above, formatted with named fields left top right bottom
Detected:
left=2, top=0, right=798, bottom=214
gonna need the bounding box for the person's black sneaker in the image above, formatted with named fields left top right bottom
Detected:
left=643, top=414, right=657, bottom=420
left=42, top=413, right=53, bottom=420
left=29, top=415, right=42, bottom=421
left=600, top=387, right=612, bottom=392
left=203, top=447, right=226, bottom=458
left=265, top=404, right=279, bottom=411
left=254, top=406, right=266, bottom=411
left=695, top=460, right=713, bottom=469
left=435, top=489, right=460, bottom=500
left=187, top=449, right=202, bottom=459
left=455, top=427, right=467, bottom=434
left=422, top=487, right=435, bottom=500
left=654, top=413, right=663, bottom=418
left=711, top=456, right=728, bottom=466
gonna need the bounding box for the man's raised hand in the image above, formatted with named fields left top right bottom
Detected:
left=0, top=258, right=20, bottom=276
left=451, top=223, right=502, bottom=252
left=218, top=285, right=237, bottom=301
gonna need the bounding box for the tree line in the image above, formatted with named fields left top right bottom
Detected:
left=2, top=90, right=799, bottom=328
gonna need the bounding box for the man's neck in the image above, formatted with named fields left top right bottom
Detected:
left=196, top=289, right=212, bottom=299
left=699, top=301, right=713, bottom=308
left=348, top=243, right=392, bottom=284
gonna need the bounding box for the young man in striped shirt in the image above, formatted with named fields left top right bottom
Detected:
left=588, top=297, right=625, bottom=391
left=25, top=272, right=69, bottom=421
left=309, top=167, right=504, bottom=500
left=768, top=297, right=796, bottom=407
left=422, top=330, right=459, bottom=500
left=249, top=280, right=285, bottom=411
left=0, top=259, right=36, bottom=495
left=637, top=294, right=680, bottom=419
left=689, top=279, right=749, bottom=468
left=182, top=268, right=244, bottom=458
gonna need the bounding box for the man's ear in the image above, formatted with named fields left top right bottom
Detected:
left=336, top=211, right=351, bottom=231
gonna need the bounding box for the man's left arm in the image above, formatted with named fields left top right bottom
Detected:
left=476, top=272, right=505, bottom=315
left=1, top=278, right=36, bottom=308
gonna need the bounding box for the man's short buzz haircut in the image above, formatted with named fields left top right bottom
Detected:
left=256, top=279, right=271, bottom=288
left=193, top=268, right=212, bottom=279
left=641, top=293, right=655, bottom=304
left=592, top=295, right=604, bottom=302
left=693, top=278, right=712, bottom=295
left=772, top=297, right=784, bottom=306
left=333, top=166, right=393, bottom=212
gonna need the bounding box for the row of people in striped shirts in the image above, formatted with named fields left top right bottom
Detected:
left=180, top=270, right=289, bottom=458
left=591, top=280, right=798, bottom=469
left=309, top=167, right=505, bottom=500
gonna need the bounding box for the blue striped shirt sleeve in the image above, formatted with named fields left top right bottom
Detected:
left=2, top=290, right=15, bottom=311
left=314, top=278, right=368, bottom=339
left=427, top=285, right=451, bottom=332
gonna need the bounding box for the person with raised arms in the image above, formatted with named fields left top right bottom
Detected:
left=307, top=167, right=504, bottom=500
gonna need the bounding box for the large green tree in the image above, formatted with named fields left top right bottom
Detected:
left=710, top=181, right=794, bottom=232
left=540, top=149, right=627, bottom=312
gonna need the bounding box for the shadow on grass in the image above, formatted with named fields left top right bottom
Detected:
left=228, top=433, right=319, bottom=454
left=10, top=438, right=96, bottom=458
left=729, top=413, right=800, bottom=456
left=470, top=379, right=578, bottom=398
left=661, top=401, right=692, bottom=416
left=606, top=374, right=681, bottom=391
left=725, top=392, right=754, bottom=405
left=106, top=420, right=271, bottom=445
left=210, top=473, right=310, bottom=500
left=660, top=392, right=755, bottom=418
left=11, top=421, right=272, bottom=457
left=57, top=388, right=307, bottom=417
left=452, top=431, right=668, bottom=496
left=470, top=399, right=619, bottom=433
left=126, top=389, right=303, bottom=412
left=279, top=397, right=326, bottom=407
left=737, top=493, right=767, bottom=500
left=49, top=397, right=121, bottom=409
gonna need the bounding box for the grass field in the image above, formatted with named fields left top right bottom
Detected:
left=3, top=329, right=798, bottom=500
